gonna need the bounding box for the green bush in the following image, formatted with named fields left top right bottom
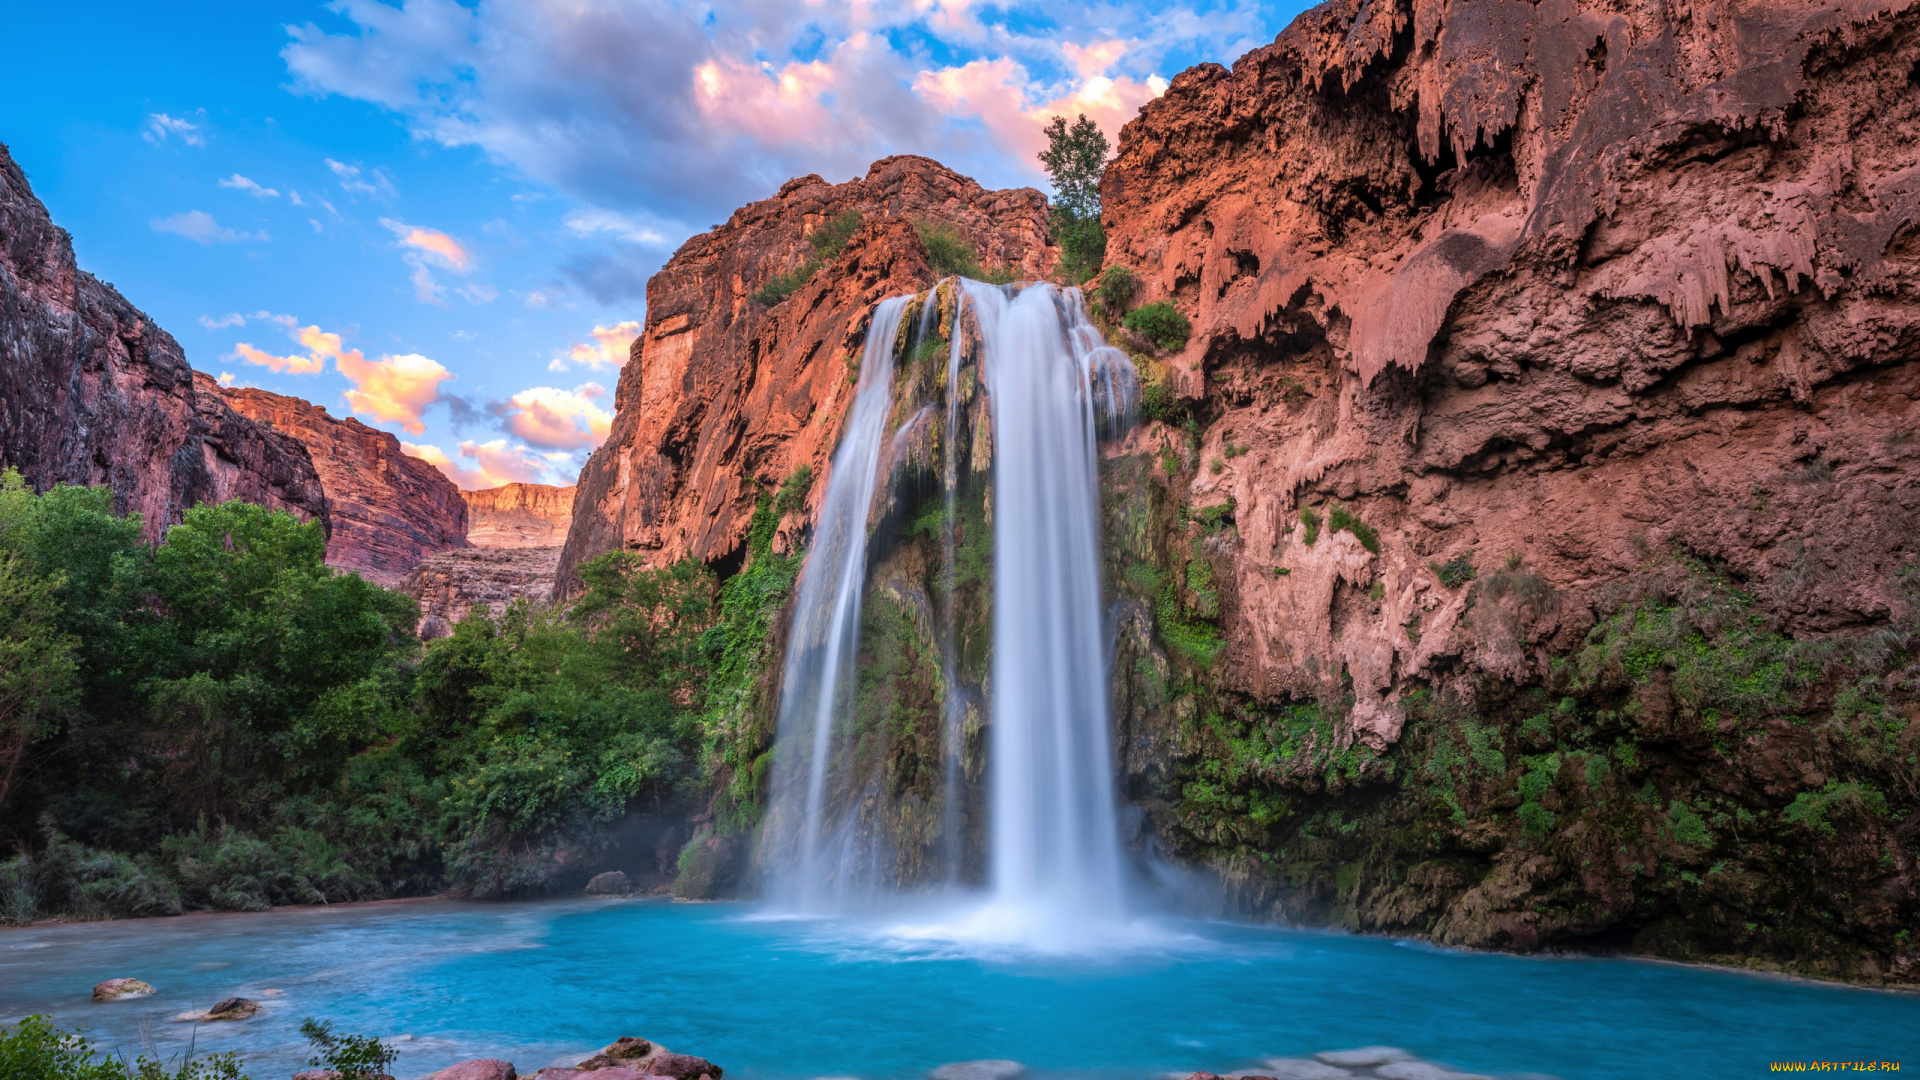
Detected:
left=1433, top=557, right=1476, bottom=588
left=915, top=220, right=1016, bottom=282
left=0, top=1015, right=246, bottom=1080
left=300, top=1019, right=396, bottom=1080
left=1094, top=265, right=1136, bottom=317
left=750, top=263, right=817, bottom=306
left=1327, top=503, right=1379, bottom=553
left=808, top=209, right=862, bottom=259
left=1299, top=507, right=1321, bottom=546
left=1123, top=301, right=1191, bottom=351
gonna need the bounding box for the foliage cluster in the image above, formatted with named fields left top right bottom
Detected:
left=1123, top=301, right=1191, bottom=352
left=1039, top=114, right=1110, bottom=285
left=0, top=466, right=807, bottom=919
left=914, top=220, right=1016, bottom=284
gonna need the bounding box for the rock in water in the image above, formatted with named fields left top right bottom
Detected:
left=930, top=1062, right=1026, bottom=1080
left=91, top=978, right=155, bottom=1001
left=644, top=1053, right=722, bottom=1080
left=1315, top=1049, right=1413, bottom=1069
left=575, top=1035, right=658, bottom=1070
left=584, top=871, right=632, bottom=897
left=1255, top=1063, right=1355, bottom=1080
left=202, top=997, right=262, bottom=1021
left=429, top=1061, right=518, bottom=1080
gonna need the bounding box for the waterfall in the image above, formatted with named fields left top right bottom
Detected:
left=767, top=295, right=911, bottom=910
left=766, top=280, right=1137, bottom=942
left=967, top=280, right=1130, bottom=931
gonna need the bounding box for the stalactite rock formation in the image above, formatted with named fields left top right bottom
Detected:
left=0, top=142, right=329, bottom=535
left=1100, top=0, right=1920, bottom=746
left=555, top=155, right=1052, bottom=596
left=213, top=380, right=469, bottom=585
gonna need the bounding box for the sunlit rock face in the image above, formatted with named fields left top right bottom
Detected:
left=213, top=380, right=470, bottom=585
left=555, top=155, right=1055, bottom=597
left=0, top=142, right=329, bottom=536
left=464, top=483, right=575, bottom=548
left=402, top=545, right=561, bottom=638
left=1100, top=0, right=1920, bottom=745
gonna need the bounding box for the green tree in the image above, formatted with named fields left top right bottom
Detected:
left=0, top=552, right=76, bottom=816
left=1038, top=114, right=1111, bottom=285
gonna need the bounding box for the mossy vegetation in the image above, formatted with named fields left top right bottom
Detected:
left=750, top=210, right=866, bottom=305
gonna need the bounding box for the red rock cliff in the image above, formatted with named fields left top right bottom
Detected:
left=463, top=483, right=574, bottom=548
left=555, top=155, right=1053, bottom=594
left=1099, top=0, right=1920, bottom=743
left=213, top=381, right=469, bottom=585
left=0, top=143, right=328, bottom=534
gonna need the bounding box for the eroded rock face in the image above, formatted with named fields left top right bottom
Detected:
left=0, top=142, right=328, bottom=535
left=465, top=483, right=575, bottom=548
left=401, top=546, right=561, bottom=636
left=1092, top=0, right=1920, bottom=979
left=1100, top=0, right=1920, bottom=741
left=213, top=380, right=468, bottom=585
left=556, top=155, right=1052, bottom=595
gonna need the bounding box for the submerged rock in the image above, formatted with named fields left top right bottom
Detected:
left=1315, top=1050, right=1412, bottom=1069
left=430, top=1061, right=517, bottom=1080
left=931, top=1061, right=1026, bottom=1080
left=91, top=978, right=154, bottom=1001
left=1254, top=1062, right=1355, bottom=1080
left=202, top=997, right=262, bottom=1021
left=584, top=872, right=632, bottom=897
left=1375, top=1064, right=1490, bottom=1080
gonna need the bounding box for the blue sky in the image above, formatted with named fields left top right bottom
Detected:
left=0, top=0, right=1308, bottom=488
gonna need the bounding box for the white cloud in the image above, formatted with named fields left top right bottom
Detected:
left=199, top=312, right=246, bottom=329
left=325, top=157, right=397, bottom=199
left=219, top=174, right=280, bottom=198
left=151, top=210, right=267, bottom=244
left=144, top=113, right=205, bottom=147
left=562, top=208, right=668, bottom=246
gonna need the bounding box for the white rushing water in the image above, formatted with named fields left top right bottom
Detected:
left=769, top=295, right=910, bottom=911
left=770, top=281, right=1138, bottom=947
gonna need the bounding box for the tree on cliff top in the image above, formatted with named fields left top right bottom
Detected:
left=1038, top=114, right=1110, bottom=286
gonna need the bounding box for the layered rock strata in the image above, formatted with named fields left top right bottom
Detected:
left=556, top=155, right=1053, bottom=595
left=0, top=143, right=328, bottom=534
left=213, top=380, right=469, bottom=585
left=464, top=483, right=575, bottom=548
left=402, top=546, right=561, bottom=638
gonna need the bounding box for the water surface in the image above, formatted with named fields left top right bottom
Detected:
left=4, top=898, right=1914, bottom=1080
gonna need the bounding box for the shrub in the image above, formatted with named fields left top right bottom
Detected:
left=808, top=210, right=862, bottom=259
left=0, top=1015, right=247, bottom=1080
left=1327, top=503, right=1379, bottom=553
left=1124, top=301, right=1191, bottom=351
left=1433, top=557, right=1476, bottom=588
left=1299, top=507, right=1322, bottom=546
left=301, top=1019, right=396, bottom=1080
left=1094, top=265, right=1136, bottom=317
left=750, top=264, right=816, bottom=306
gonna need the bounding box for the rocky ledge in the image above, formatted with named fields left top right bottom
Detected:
left=401, top=546, right=562, bottom=637
left=464, top=483, right=575, bottom=548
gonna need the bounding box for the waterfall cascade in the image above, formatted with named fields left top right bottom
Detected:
left=763, top=280, right=1137, bottom=942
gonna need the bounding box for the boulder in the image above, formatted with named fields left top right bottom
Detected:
left=431, top=1061, right=518, bottom=1080
left=645, top=1053, right=721, bottom=1080
left=576, top=1036, right=658, bottom=1071
left=931, top=1062, right=1025, bottom=1080
left=92, top=978, right=155, bottom=1001
left=291, top=1071, right=338, bottom=1080
left=203, top=997, right=262, bottom=1021
left=1253, top=1063, right=1354, bottom=1080
left=584, top=872, right=632, bottom=897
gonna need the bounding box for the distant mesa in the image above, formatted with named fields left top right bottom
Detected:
left=463, top=482, right=575, bottom=548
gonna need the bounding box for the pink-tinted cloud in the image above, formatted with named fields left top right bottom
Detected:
left=232, top=341, right=327, bottom=374
left=380, top=218, right=472, bottom=270
left=403, top=439, right=553, bottom=489
left=497, top=384, right=612, bottom=450
left=551, top=321, right=640, bottom=371
left=337, top=350, right=454, bottom=435
left=914, top=56, right=1167, bottom=166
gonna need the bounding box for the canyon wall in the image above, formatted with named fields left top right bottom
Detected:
left=464, top=482, right=574, bottom=548
left=214, top=381, right=469, bottom=585
left=0, top=143, right=328, bottom=534
left=555, top=155, right=1053, bottom=595
left=1089, top=0, right=1920, bottom=981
